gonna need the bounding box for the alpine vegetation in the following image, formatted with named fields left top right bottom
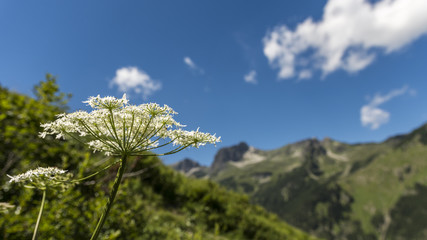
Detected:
left=39, top=94, right=221, bottom=240
left=8, top=167, right=73, bottom=240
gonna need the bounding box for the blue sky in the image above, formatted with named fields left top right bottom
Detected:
left=1, top=0, right=427, bottom=166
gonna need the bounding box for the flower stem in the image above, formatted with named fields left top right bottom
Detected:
left=71, top=160, right=120, bottom=183
left=32, top=190, right=46, bottom=240
left=90, top=155, right=127, bottom=240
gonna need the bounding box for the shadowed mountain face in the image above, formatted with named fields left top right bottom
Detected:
left=170, top=158, right=209, bottom=178
left=210, top=142, right=249, bottom=173
left=173, top=123, right=427, bottom=240
left=171, top=158, right=201, bottom=173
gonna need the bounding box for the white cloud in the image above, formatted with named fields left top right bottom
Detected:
left=298, top=69, right=312, bottom=80
left=263, top=0, right=427, bottom=79
left=244, top=70, right=257, bottom=84
left=110, top=67, right=161, bottom=99
left=361, top=86, right=409, bottom=130
left=184, top=57, right=196, bottom=69
left=184, top=56, right=204, bottom=74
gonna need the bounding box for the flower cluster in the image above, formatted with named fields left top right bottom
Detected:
left=0, top=202, right=15, bottom=214
left=83, top=94, right=129, bottom=110
left=8, top=167, right=73, bottom=191
left=40, top=94, right=221, bottom=156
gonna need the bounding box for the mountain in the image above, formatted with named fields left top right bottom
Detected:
left=175, top=123, right=427, bottom=240
left=170, top=158, right=209, bottom=178
left=211, top=142, right=250, bottom=173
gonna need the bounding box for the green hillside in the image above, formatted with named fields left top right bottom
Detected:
left=179, top=127, right=427, bottom=239
left=0, top=79, right=318, bottom=240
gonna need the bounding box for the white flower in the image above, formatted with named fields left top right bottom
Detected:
left=83, top=94, right=129, bottom=110
left=40, top=94, right=221, bottom=156
left=8, top=167, right=72, bottom=190
left=0, top=202, right=15, bottom=214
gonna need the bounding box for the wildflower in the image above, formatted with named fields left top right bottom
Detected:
left=40, top=94, right=221, bottom=156
left=8, top=167, right=73, bottom=191
left=39, top=94, right=220, bottom=240
left=8, top=167, right=73, bottom=240
left=0, top=202, right=15, bottom=214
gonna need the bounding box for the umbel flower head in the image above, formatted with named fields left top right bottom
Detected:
left=0, top=202, right=15, bottom=214
left=8, top=167, right=73, bottom=191
left=40, top=94, right=221, bottom=156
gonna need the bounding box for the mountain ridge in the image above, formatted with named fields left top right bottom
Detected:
left=172, top=122, right=427, bottom=239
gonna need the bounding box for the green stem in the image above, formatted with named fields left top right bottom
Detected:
left=90, top=155, right=127, bottom=240
left=71, top=160, right=120, bottom=183
left=32, top=190, right=46, bottom=240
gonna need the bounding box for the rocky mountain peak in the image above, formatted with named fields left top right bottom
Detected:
left=290, top=138, right=326, bottom=156
left=211, top=142, right=250, bottom=172
left=171, top=158, right=201, bottom=173
left=302, top=139, right=327, bottom=158
left=321, top=137, right=333, bottom=144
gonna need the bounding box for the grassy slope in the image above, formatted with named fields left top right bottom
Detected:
left=340, top=142, right=427, bottom=235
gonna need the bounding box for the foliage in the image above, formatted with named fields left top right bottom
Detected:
left=0, top=78, right=316, bottom=240
left=33, top=73, right=71, bottom=111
